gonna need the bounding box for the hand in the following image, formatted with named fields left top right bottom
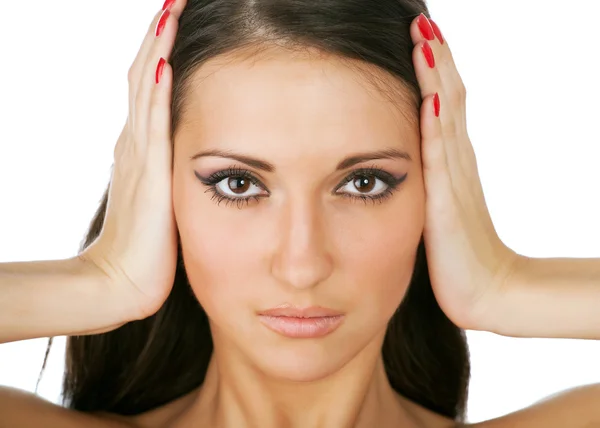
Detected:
left=80, top=0, right=188, bottom=321
left=409, top=14, right=523, bottom=330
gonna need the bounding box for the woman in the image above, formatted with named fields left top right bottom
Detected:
left=0, top=0, right=599, bottom=426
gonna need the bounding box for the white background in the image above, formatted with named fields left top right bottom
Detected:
left=1, top=0, right=599, bottom=424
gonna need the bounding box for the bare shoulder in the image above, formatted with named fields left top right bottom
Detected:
left=0, top=386, right=134, bottom=428
left=467, top=383, right=600, bottom=428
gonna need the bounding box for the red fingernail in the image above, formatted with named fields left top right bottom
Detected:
left=156, top=58, right=166, bottom=84
left=162, top=0, right=176, bottom=11
left=422, top=41, right=435, bottom=68
left=155, top=9, right=170, bottom=37
left=417, top=14, right=435, bottom=41
left=429, top=19, right=444, bottom=44
left=433, top=93, right=440, bottom=117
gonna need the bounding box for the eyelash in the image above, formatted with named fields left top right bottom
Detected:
left=194, top=165, right=407, bottom=209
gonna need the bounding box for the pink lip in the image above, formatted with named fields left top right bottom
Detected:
left=257, top=305, right=345, bottom=338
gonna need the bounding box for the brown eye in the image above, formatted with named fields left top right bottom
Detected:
left=338, top=173, right=389, bottom=197
left=214, top=175, right=266, bottom=199
left=195, top=168, right=270, bottom=207
left=228, top=177, right=250, bottom=194
left=353, top=176, right=376, bottom=193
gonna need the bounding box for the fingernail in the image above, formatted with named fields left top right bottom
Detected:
left=156, top=58, right=166, bottom=84
left=433, top=93, right=440, bottom=117
left=155, top=9, right=170, bottom=37
left=422, top=41, right=435, bottom=68
left=162, top=0, right=176, bottom=11
left=429, top=19, right=444, bottom=44
left=417, top=14, right=435, bottom=41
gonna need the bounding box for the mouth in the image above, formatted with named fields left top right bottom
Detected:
left=257, top=305, right=345, bottom=338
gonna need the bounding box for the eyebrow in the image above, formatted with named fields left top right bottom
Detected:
left=190, top=148, right=411, bottom=172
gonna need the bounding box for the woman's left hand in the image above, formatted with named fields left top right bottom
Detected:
left=409, top=14, right=524, bottom=331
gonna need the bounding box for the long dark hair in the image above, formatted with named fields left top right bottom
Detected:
left=41, top=0, right=470, bottom=422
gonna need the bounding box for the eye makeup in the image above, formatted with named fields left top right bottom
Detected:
left=333, top=166, right=407, bottom=205
left=194, top=165, right=408, bottom=209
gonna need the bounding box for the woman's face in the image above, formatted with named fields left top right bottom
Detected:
left=172, top=46, right=425, bottom=381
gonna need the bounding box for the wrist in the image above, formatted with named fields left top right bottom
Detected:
left=478, top=251, right=531, bottom=337
left=72, top=254, right=140, bottom=327
left=467, top=248, right=529, bottom=335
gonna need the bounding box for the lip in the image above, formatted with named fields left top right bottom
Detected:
left=257, top=305, right=345, bottom=338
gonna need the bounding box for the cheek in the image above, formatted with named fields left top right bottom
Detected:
left=172, top=178, right=272, bottom=331
left=333, top=185, right=425, bottom=323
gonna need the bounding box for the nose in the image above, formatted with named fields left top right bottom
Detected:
left=270, top=197, right=334, bottom=290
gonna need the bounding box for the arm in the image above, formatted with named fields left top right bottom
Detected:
left=470, top=383, right=600, bottom=428
left=0, top=386, right=132, bottom=428
left=483, top=255, right=600, bottom=340
left=0, top=257, right=130, bottom=344
left=0, top=1, right=185, bottom=346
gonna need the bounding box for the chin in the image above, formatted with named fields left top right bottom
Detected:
left=248, top=340, right=357, bottom=383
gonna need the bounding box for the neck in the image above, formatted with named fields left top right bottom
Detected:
left=180, top=333, right=417, bottom=428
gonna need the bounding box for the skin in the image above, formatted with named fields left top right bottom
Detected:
left=170, top=47, right=427, bottom=428
left=1, top=7, right=599, bottom=428
left=412, top=15, right=600, bottom=342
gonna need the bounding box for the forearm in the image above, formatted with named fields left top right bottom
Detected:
left=0, top=257, right=130, bottom=344
left=485, top=255, right=600, bottom=340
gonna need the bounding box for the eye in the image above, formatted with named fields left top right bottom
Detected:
left=195, top=166, right=407, bottom=209
left=337, top=174, right=389, bottom=197
left=215, top=176, right=265, bottom=198
left=194, top=167, right=269, bottom=208
left=333, top=167, right=407, bottom=204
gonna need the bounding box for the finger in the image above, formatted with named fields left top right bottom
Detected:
left=410, top=13, right=436, bottom=45
left=428, top=18, right=467, bottom=99
left=410, top=14, right=466, bottom=172
left=412, top=40, right=456, bottom=146
left=410, top=14, right=461, bottom=89
left=128, top=9, right=166, bottom=137
left=134, top=7, right=180, bottom=148
left=164, top=0, right=189, bottom=19
left=410, top=14, right=452, bottom=92
left=420, top=93, right=454, bottom=216
left=128, top=0, right=188, bottom=90
left=428, top=19, right=445, bottom=46
left=411, top=18, right=474, bottom=187
left=429, top=17, right=468, bottom=138
left=147, top=61, right=174, bottom=185
left=128, top=0, right=188, bottom=131
left=412, top=40, right=468, bottom=184
left=410, top=15, right=466, bottom=132
left=128, top=10, right=165, bottom=100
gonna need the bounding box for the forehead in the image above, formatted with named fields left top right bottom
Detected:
left=176, top=46, right=420, bottom=157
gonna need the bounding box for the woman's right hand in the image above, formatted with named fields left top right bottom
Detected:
left=80, top=0, right=188, bottom=322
